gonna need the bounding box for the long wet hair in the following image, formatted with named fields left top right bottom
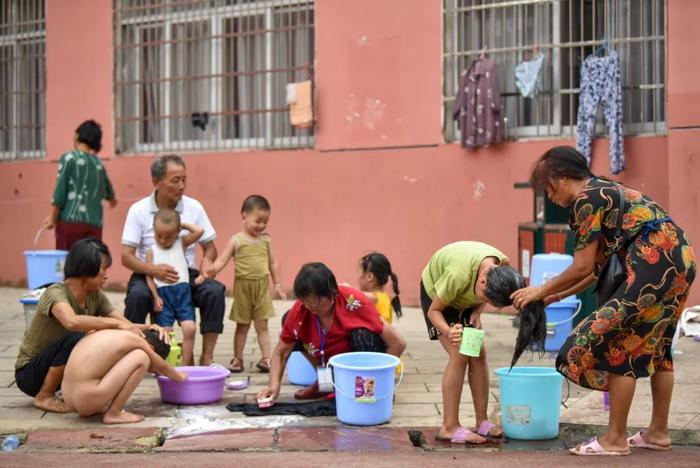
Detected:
left=484, top=266, right=547, bottom=368
left=359, top=252, right=402, bottom=317
left=529, top=146, right=594, bottom=192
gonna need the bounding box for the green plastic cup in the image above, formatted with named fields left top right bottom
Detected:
left=459, top=327, right=485, bottom=357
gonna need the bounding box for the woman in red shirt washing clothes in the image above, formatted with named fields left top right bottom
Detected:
left=257, top=262, right=407, bottom=401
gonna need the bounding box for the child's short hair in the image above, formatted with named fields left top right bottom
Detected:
left=64, top=237, right=112, bottom=279
left=153, top=208, right=181, bottom=228
left=241, top=195, right=270, bottom=214
left=143, top=329, right=170, bottom=359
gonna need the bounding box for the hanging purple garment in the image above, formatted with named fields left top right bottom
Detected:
left=452, top=58, right=503, bottom=149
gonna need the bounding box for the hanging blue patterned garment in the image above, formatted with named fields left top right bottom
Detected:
left=575, top=50, right=625, bottom=174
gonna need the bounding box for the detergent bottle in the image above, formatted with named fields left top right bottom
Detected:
left=166, top=332, right=181, bottom=366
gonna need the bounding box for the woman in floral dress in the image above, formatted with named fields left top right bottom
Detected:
left=511, top=146, right=695, bottom=456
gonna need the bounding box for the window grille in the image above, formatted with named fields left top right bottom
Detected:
left=114, top=0, right=314, bottom=154
left=0, top=0, right=46, bottom=160
left=443, top=0, right=666, bottom=141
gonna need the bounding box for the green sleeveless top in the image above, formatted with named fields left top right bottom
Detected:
left=233, top=232, right=271, bottom=279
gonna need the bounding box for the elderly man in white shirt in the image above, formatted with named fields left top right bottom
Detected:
left=121, top=154, right=225, bottom=365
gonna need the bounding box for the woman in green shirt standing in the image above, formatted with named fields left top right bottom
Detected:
left=43, top=120, right=117, bottom=250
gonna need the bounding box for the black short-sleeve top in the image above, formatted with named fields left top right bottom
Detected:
left=569, top=178, right=670, bottom=276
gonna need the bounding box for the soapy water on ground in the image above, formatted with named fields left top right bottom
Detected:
left=166, top=406, right=309, bottom=438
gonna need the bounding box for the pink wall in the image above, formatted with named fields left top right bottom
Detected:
left=1, top=0, right=695, bottom=307
left=667, top=0, right=700, bottom=305
left=46, top=0, right=115, bottom=161
left=666, top=0, right=700, bottom=128
left=315, top=0, right=442, bottom=149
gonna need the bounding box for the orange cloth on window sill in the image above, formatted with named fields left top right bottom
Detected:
left=288, top=80, right=314, bottom=128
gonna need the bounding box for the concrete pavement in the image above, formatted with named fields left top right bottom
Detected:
left=1, top=285, right=699, bottom=458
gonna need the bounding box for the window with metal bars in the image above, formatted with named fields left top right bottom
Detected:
left=114, top=0, right=314, bottom=154
left=443, top=0, right=666, bottom=142
left=0, top=0, right=46, bottom=160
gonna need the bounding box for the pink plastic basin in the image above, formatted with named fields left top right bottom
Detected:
left=156, top=366, right=230, bottom=405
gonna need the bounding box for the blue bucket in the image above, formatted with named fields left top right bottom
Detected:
left=328, top=352, right=402, bottom=426
left=287, top=351, right=317, bottom=386
left=530, top=253, right=577, bottom=303
left=495, top=367, right=563, bottom=440
left=23, top=250, right=68, bottom=289
left=545, top=300, right=581, bottom=352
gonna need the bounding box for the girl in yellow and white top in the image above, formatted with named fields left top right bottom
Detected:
left=356, top=252, right=402, bottom=323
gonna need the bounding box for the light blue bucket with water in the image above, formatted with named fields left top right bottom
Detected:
left=287, top=351, right=317, bottom=386
left=328, top=352, right=402, bottom=426
left=495, top=367, right=563, bottom=440
left=23, top=250, right=68, bottom=289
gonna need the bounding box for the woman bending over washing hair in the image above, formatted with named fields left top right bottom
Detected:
left=484, top=265, right=546, bottom=367
left=420, top=241, right=546, bottom=445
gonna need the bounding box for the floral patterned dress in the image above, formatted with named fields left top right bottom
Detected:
left=556, top=178, right=696, bottom=391
left=52, top=149, right=115, bottom=227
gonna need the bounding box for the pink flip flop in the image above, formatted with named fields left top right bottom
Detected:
left=434, top=426, right=485, bottom=445
left=569, top=437, right=631, bottom=456
left=627, top=431, right=671, bottom=451
left=477, top=420, right=503, bottom=438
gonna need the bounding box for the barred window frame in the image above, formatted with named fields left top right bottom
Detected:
left=0, top=0, right=46, bottom=161
left=114, top=0, right=315, bottom=155
left=443, top=0, right=666, bottom=143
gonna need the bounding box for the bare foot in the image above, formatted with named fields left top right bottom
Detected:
left=458, top=430, right=486, bottom=444
left=476, top=420, right=504, bottom=437
left=597, top=433, right=630, bottom=452
left=34, top=396, right=72, bottom=413
left=638, top=430, right=672, bottom=448
left=102, top=410, right=144, bottom=424
left=436, top=427, right=486, bottom=444
left=199, top=356, right=213, bottom=366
